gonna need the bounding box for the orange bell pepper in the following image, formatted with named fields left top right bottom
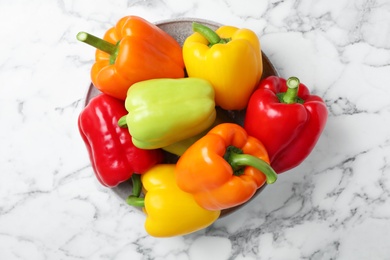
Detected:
left=175, top=123, right=277, bottom=211
left=77, top=16, right=185, bottom=100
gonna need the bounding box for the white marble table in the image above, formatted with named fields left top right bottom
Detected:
left=1, top=0, right=390, bottom=259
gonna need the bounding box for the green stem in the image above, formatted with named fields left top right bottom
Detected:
left=126, top=196, right=145, bottom=207
left=76, top=31, right=117, bottom=56
left=225, top=146, right=277, bottom=184
left=131, top=174, right=142, bottom=197
left=126, top=174, right=144, bottom=207
left=281, top=76, right=300, bottom=104
left=118, top=115, right=128, bottom=128
left=192, top=22, right=230, bottom=46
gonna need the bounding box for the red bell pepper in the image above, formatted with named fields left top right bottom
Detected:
left=244, top=76, right=327, bottom=173
left=78, top=94, right=164, bottom=187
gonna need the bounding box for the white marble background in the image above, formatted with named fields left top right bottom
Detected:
left=1, top=0, right=390, bottom=259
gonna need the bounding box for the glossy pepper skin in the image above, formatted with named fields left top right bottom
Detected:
left=162, top=108, right=235, bottom=156
left=123, top=78, right=216, bottom=150
left=127, top=164, right=220, bottom=237
left=77, top=15, right=185, bottom=100
left=183, top=22, right=262, bottom=110
left=244, top=76, right=328, bottom=173
left=78, top=94, right=164, bottom=187
left=175, top=123, right=277, bottom=211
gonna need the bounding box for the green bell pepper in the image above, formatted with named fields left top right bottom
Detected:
left=123, top=78, right=216, bottom=150
left=162, top=107, right=235, bottom=156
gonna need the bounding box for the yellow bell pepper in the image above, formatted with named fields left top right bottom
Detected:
left=127, top=164, right=220, bottom=237
left=183, top=22, right=263, bottom=110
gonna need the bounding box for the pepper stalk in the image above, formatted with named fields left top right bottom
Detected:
left=277, top=76, right=304, bottom=104
left=224, top=146, right=277, bottom=184
left=126, top=174, right=145, bottom=207
left=76, top=31, right=119, bottom=64
left=192, top=22, right=231, bottom=47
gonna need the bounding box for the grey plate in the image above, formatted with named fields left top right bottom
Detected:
left=84, top=18, right=278, bottom=218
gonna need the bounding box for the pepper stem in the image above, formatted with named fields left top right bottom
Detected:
left=126, top=196, right=145, bottom=207
left=126, top=174, right=144, bottom=207
left=225, top=146, right=277, bottom=184
left=281, top=77, right=300, bottom=104
left=192, top=22, right=230, bottom=46
left=131, top=174, right=142, bottom=197
left=118, top=115, right=128, bottom=128
left=76, top=31, right=117, bottom=56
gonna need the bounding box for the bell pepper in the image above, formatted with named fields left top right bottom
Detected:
left=162, top=107, right=235, bottom=156
left=78, top=93, right=164, bottom=187
left=175, top=123, right=277, bottom=211
left=77, top=15, right=185, bottom=100
left=127, top=164, right=220, bottom=237
left=182, top=22, right=263, bottom=110
left=122, top=78, right=216, bottom=150
left=244, top=76, right=328, bottom=173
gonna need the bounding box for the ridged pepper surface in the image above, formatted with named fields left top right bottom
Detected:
left=175, top=123, right=277, bottom=211
left=244, top=76, right=328, bottom=173
left=78, top=94, right=163, bottom=187
left=123, top=78, right=216, bottom=150
left=77, top=15, right=185, bottom=100
left=127, top=164, right=220, bottom=237
left=183, top=22, right=263, bottom=110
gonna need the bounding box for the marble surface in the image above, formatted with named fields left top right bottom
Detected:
left=1, top=0, right=390, bottom=259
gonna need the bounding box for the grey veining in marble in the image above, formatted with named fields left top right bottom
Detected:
left=1, top=0, right=390, bottom=259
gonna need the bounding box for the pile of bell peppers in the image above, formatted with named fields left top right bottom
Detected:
left=77, top=15, right=328, bottom=238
